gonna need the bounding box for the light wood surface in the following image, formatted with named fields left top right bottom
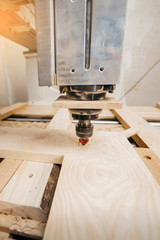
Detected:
left=0, top=160, right=53, bottom=222
left=0, top=150, right=63, bottom=164
left=0, top=231, right=10, bottom=238
left=0, top=213, right=45, bottom=239
left=47, top=109, right=72, bottom=130
left=44, top=130, right=160, bottom=240
left=0, top=120, right=49, bottom=129
left=13, top=105, right=56, bottom=118
left=1, top=104, right=160, bottom=121
left=113, top=107, right=160, bottom=158
left=136, top=148, right=160, bottom=185
left=0, top=103, right=28, bottom=121
left=0, top=127, right=160, bottom=239
left=0, top=158, right=22, bottom=192
left=129, top=106, right=160, bottom=121
left=52, top=96, right=123, bottom=110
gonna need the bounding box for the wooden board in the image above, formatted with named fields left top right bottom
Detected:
left=43, top=130, right=160, bottom=240
left=13, top=105, right=56, bottom=118
left=112, top=107, right=160, bottom=158
left=136, top=148, right=160, bottom=185
left=0, top=150, right=63, bottom=164
left=0, top=103, right=27, bottom=121
left=52, top=96, right=123, bottom=110
left=0, top=104, right=160, bottom=122
left=0, top=149, right=61, bottom=223
left=129, top=106, right=160, bottom=121
left=47, top=109, right=72, bottom=130
left=0, top=120, right=49, bottom=129
left=0, top=127, right=160, bottom=239
left=0, top=160, right=53, bottom=222
left=0, top=158, right=22, bottom=192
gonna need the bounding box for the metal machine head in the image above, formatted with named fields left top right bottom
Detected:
left=35, top=0, right=127, bottom=141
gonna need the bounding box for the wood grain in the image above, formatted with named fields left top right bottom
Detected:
left=0, top=150, right=63, bottom=164
left=52, top=96, right=123, bottom=110
left=0, top=158, right=22, bottom=192
left=112, top=107, right=160, bottom=158
left=7, top=104, right=160, bottom=121
left=41, top=164, right=61, bottom=213
left=0, top=103, right=28, bottom=121
left=129, top=106, right=160, bottom=121
left=13, top=105, right=56, bottom=118
left=44, top=132, right=160, bottom=240
left=136, top=148, right=160, bottom=185
left=47, top=109, right=72, bottom=130
left=0, top=161, right=53, bottom=222
left=0, top=127, right=159, bottom=239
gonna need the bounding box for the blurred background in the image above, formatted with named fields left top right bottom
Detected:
left=0, top=0, right=160, bottom=106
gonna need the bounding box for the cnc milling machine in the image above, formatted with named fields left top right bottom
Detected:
left=35, top=0, right=127, bottom=143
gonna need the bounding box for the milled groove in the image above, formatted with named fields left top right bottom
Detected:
left=84, top=0, right=93, bottom=70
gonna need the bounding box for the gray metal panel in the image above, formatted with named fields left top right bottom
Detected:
left=35, top=0, right=55, bottom=86
left=56, top=0, right=127, bottom=86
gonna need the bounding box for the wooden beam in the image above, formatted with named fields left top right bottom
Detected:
left=53, top=96, right=123, bottom=110
left=0, top=103, right=28, bottom=121
left=0, top=213, right=45, bottom=239
left=136, top=148, right=160, bottom=185
left=112, top=107, right=160, bottom=158
left=47, top=109, right=72, bottom=130
left=0, top=158, right=22, bottom=192
left=7, top=104, right=160, bottom=122
left=0, top=150, right=63, bottom=164
left=128, top=106, right=160, bottom=122
left=13, top=105, right=56, bottom=118
left=0, top=161, right=53, bottom=222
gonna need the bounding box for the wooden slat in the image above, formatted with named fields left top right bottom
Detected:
left=0, top=120, right=49, bottom=129
left=0, top=213, right=45, bottom=239
left=0, top=161, right=53, bottom=222
left=8, top=104, right=160, bottom=122
left=14, top=107, right=56, bottom=118
left=0, top=158, right=22, bottom=192
left=129, top=106, right=160, bottom=121
left=0, top=103, right=27, bottom=121
left=52, top=96, right=123, bottom=110
left=0, top=150, right=63, bottom=164
left=136, top=148, right=160, bottom=185
left=0, top=231, right=10, bottom=238
left=47, top=109, right=72, bottom=130
left=112, top=107, right=160, bottom=158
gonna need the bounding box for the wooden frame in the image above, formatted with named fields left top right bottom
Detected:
left=0, top=101, right=160, bottom=239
